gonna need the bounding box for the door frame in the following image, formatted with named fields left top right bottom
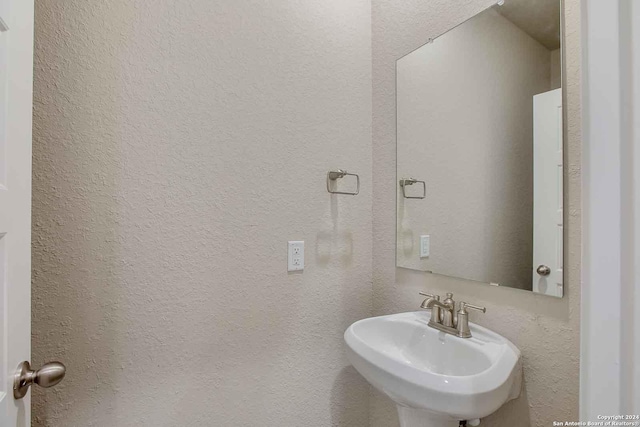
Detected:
left=580, top=0, right=639, bottom=417
left=0, top=0, right=34, bottom=424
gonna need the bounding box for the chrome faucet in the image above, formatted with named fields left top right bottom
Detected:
left=419, top=292, right=486, bottom=338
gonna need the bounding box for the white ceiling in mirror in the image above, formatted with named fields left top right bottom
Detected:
left=497, top=0, right=561, bottom=50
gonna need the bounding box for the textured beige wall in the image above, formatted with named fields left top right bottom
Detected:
left=31, top=1, right=372, bottom=426
left=372, top=0, right=581, bottom=425
left=396, top=8, right=551, bottom=290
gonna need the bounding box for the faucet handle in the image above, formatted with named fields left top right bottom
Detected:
left=459, top=302, right=486, bottom=314
left=456, top=302, right=486, bottom=338
left=419, top=292, right=438, bottom=299
left=443, top=293, right=454, bottom=305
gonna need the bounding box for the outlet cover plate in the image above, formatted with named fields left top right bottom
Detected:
left=288, top=241, right=304, bottom=272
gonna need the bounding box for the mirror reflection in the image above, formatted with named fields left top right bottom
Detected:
left=396, top=0, right=564, bottom=297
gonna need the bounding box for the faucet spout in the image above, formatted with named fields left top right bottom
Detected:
left=420, top=298, right=449, bottom=311
left=420, top=297, right=455, bottom=328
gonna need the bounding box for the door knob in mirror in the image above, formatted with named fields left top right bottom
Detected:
left=536, top=265, right=551, bottom=276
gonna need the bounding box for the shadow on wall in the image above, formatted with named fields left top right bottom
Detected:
left=397, top=192, right=416, bottom=261
left=31, top=0, right=126, bottom=418
left=331, top=366, right=370, bottom=427
left=482, top=373, right=531, bottom=425
left=316, top=195, right=354, bottom=267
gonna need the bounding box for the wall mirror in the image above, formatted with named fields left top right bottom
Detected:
left=396, top=0, right=565, bottom=297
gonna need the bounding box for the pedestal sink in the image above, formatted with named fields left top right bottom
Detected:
left=344, top=311, right=522, bottom=427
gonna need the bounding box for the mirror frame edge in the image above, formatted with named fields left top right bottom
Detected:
left=393, top=0, right=568, bottom=299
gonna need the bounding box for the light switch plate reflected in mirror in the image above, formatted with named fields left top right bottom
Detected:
left=420, top=235, right=430, bottom=258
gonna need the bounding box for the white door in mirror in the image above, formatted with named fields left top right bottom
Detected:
left=533, top=89, right=563, bottom=297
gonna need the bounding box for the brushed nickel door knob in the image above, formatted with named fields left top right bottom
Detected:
left=14, top=361, right=66, bottom=399
left=536, top=265, right=551, bottom=276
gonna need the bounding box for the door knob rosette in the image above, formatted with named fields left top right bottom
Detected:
left=13, top=361, right=66, bottom=399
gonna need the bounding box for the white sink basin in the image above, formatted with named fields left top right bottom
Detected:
left=344, top=311, right=522, bottom=427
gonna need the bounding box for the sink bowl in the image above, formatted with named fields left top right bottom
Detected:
left=344, top=311, right=522, bottom=427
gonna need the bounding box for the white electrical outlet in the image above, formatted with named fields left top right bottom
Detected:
left=420, top=235, right=430, bottom=258
left=288, top=241, right=304, bottom=272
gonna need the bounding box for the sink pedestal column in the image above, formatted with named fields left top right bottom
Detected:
left=397, top=406, right=464, bottom=427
